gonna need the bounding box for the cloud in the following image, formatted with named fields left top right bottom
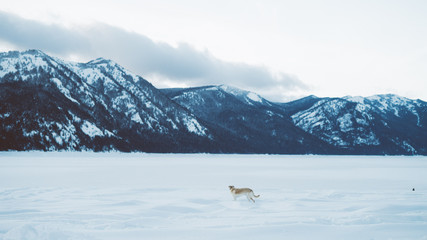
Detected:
left=0, top=11, right=307, bottom=101
left=0, top=11, right=90, bottom=55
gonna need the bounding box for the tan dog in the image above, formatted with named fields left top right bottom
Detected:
left=228, top=186, right=260, bottom=203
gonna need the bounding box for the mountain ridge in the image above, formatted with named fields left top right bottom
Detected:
left=0, top=49, right=216, bottom=152
left=1, top=50, right=426, bottom=154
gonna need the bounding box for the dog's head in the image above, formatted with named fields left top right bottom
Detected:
left=228, top=186, right=234, bottom=190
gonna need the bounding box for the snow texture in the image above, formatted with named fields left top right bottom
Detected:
left=50, top=78, right=79, bottom=104
left=219, top=85, right=264, bottom=104
left=291, top=98, right=384, bottom=147
left=183, top=117, right=206, bottom=136
left=1, top=152, right=426, bottom=240
left=0, top=50, right=49, bottom=78
left=81, top=121, right=104, bottom=138
left=246, top=92, right=262, bottom=103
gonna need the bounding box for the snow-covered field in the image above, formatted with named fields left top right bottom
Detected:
left=1, top=152, right=426, bottom=240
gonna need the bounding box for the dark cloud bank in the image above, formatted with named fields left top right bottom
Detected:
left=0, top=11, right=307, bottom=101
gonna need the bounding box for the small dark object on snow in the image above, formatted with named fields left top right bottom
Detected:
left=412, top=188, right=415, bottom=191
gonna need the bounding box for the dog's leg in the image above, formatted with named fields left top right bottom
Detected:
left=247, top=194, right=255, bottom=202
left=249, top=192, right=256, bottom=203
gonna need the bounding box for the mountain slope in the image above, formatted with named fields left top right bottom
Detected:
left=163, top=85, right=333, bottom=154
left=290, top=95, right=427, bottom=154
left=1, top=50, right=426, bottom=154
left=0, top=50, right=213, bottom=152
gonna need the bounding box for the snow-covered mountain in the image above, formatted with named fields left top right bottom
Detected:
left=1, top=50, right=426, bottom=154
left=0, top=50, right=212, bottom=152
left=287, top=95, right=427, bottom=154
left=163, top=85, right=332, bottom=153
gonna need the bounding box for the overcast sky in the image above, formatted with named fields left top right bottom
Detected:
left=1, top=0, right=427, bottom=102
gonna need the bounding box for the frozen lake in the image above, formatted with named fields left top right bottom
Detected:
left=1, top=152, right=426, bottom=239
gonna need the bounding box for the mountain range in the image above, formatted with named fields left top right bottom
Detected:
left=1, top=50, right=426, bottom=154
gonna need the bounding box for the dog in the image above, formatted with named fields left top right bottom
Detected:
left=228, top=186, right=260, bottom=203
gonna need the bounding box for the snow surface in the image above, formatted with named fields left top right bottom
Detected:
left=0, top=51, right=50, bottom=78
left=183, top=117, right=206, bottom=136
left=50, top=78, right=79, bottom=104
left=291, top=98, right=384, bottom=147
left=219, top=85, right=264, bottom=104
left=1, top=152, right=426, bottom=240
left=246, top=92, right=262, bottom=103
left=80, top=121, right=104, bottom=138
